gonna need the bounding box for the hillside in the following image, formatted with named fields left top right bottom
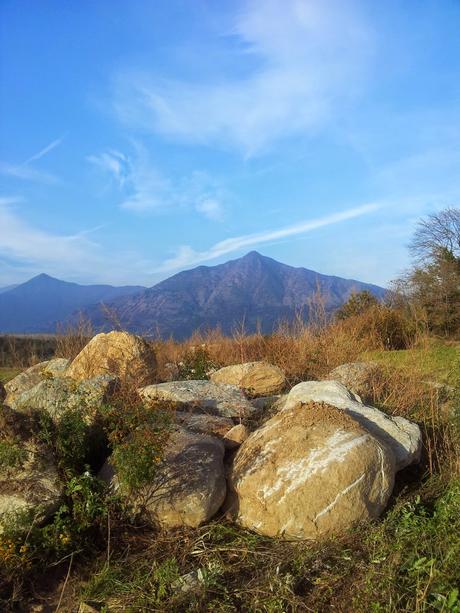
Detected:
left=83, top=251, right=386, bottom=338
left=0, top=274, right=145, bottom=333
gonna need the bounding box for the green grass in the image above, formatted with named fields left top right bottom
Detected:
left=77, top=479, right=460, bottom=612
left=364, top=341, right=460, bottom=385
left=0, top=367, right=21, bottom=384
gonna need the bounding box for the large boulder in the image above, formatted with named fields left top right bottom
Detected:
left=325, top=362, right=380, bottom=401
left=0, top=406, right=63, bottom=532
left=4, top=358, right=70, bottom=406
left=100, top=429, right=226, bottom=529
left=229, top=402, right=395, bottom=540
left=138, top=380, right=257, bottom=419
left=9, top=374, right=117, bottom=422
left=66, top=331, right=156, bottom=386
left=283, top=381, right=422, bottom=471
left=4, top=361, right=50, bottom=405
left=210, top=362, right=286, bottom=396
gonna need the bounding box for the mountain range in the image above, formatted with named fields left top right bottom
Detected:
left=0, top=252, right=385, bottom=338
left=0, top=274, right=145, bottom=334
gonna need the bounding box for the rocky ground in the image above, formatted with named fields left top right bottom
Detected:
left=0, top=331, right=458, bottom=611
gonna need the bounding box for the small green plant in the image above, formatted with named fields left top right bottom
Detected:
left=37, top=409, right=105, bottom=478
left=0, top=439, right=28, bottom=469
left=0, top=472, right=110, bottom=586
left=178, top=346, right=219, bottom=380
left=99, top=401, right=172, bottom=494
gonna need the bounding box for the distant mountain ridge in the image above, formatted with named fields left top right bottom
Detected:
left=0, top=274, right=145, bottom=333
left=81, top=251, right=386, bottom=339
left=0, top=253, right=385, bottom=336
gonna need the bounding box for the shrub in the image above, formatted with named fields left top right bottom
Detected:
left=177, top=346, right=219, bottom=380
left=0, top=440, right=28, bottom=469
left=99, top=401, right=172, bottom=494
left=336, top=290, right=380, bottom=320
left=37, top=409, right=106, bottom=479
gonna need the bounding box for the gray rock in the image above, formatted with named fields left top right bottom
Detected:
left=251, top=395, right=283, bottom=411
left=10, top=374, right=117, bottom=422
left=101, top=428, right=226, bottom=529
left=4, top=361, right=50, bottom=405
left=0, top=406, right=63, bottom=532
left=175, top=412, right=234, bottom=438
left=172, top=569, right=204, bottom=596
left=138, top=380, right=257, bottom=419
left=43, top=357, right=70, bottom=377
left=325, top=362, right=380, bottom=401
left=284, top=381, right=422, bottom=471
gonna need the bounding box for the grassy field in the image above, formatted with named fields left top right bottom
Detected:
left=365, top=341, right=460, bottom=385
left=0, top=367, right=21, bottom=384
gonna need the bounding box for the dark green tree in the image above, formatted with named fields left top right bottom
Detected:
left=336, top=290, right=379, bottom=320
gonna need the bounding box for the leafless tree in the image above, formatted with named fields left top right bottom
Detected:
left=410, top=207, right=460, bottom=264
left=397, top=207, right=460, bottom=336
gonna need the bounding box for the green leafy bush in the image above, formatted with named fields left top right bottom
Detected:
left=0, top=440, right=28, bottom=469
left=99, top=401, right=172, bottom=494
left=37, top=409, right=106, bottom=479
left=178, top=346, right=219, bottom=380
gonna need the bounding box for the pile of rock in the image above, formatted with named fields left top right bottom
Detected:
left=0, top=333, right=423, bottom=541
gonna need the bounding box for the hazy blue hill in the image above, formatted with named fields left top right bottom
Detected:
left=82, top=251, right=386, bottom=339
left=0, top=284, right=18, bottom=294
left=0, top=274, right=145, bottom=333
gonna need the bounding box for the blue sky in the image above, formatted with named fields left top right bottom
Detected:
left=1, top=0, right=459, bottom=287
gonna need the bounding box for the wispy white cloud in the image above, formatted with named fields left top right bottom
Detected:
left=88, top=146, right=227, bottom=219
left=156, top=203, right=379, bottom=271
left=0, top=162, right=58, bottom=184
left=23, top=136, right=65, bottom=164
left=0, top=197, right=103, bottom=271
left=113, top=0, right=372, bottom=156
left=195, top=198, right=224, bottom=221
left=87, top=149, right=130, bottom=188
left=0, top=196, right=157, bottom=285
left=0, top=135, right=65, bottom=183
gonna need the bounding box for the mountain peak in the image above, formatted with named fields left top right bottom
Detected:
left=241, top=250, right=264, bottom=260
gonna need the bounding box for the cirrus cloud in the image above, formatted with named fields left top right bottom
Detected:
left=113, top=0, right=373, bottom=156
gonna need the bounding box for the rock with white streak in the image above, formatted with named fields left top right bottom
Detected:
left=229, top=401, right=395, bottom=540
left=138, top=380, right=257, bottom=419
left=283, top=380, right=422, bottom=471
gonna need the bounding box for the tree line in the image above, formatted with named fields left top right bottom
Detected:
left=337, top=207, right=460, bottom=339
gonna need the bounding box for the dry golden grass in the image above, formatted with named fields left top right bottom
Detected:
left=2, top=306, right=459, bottom=612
